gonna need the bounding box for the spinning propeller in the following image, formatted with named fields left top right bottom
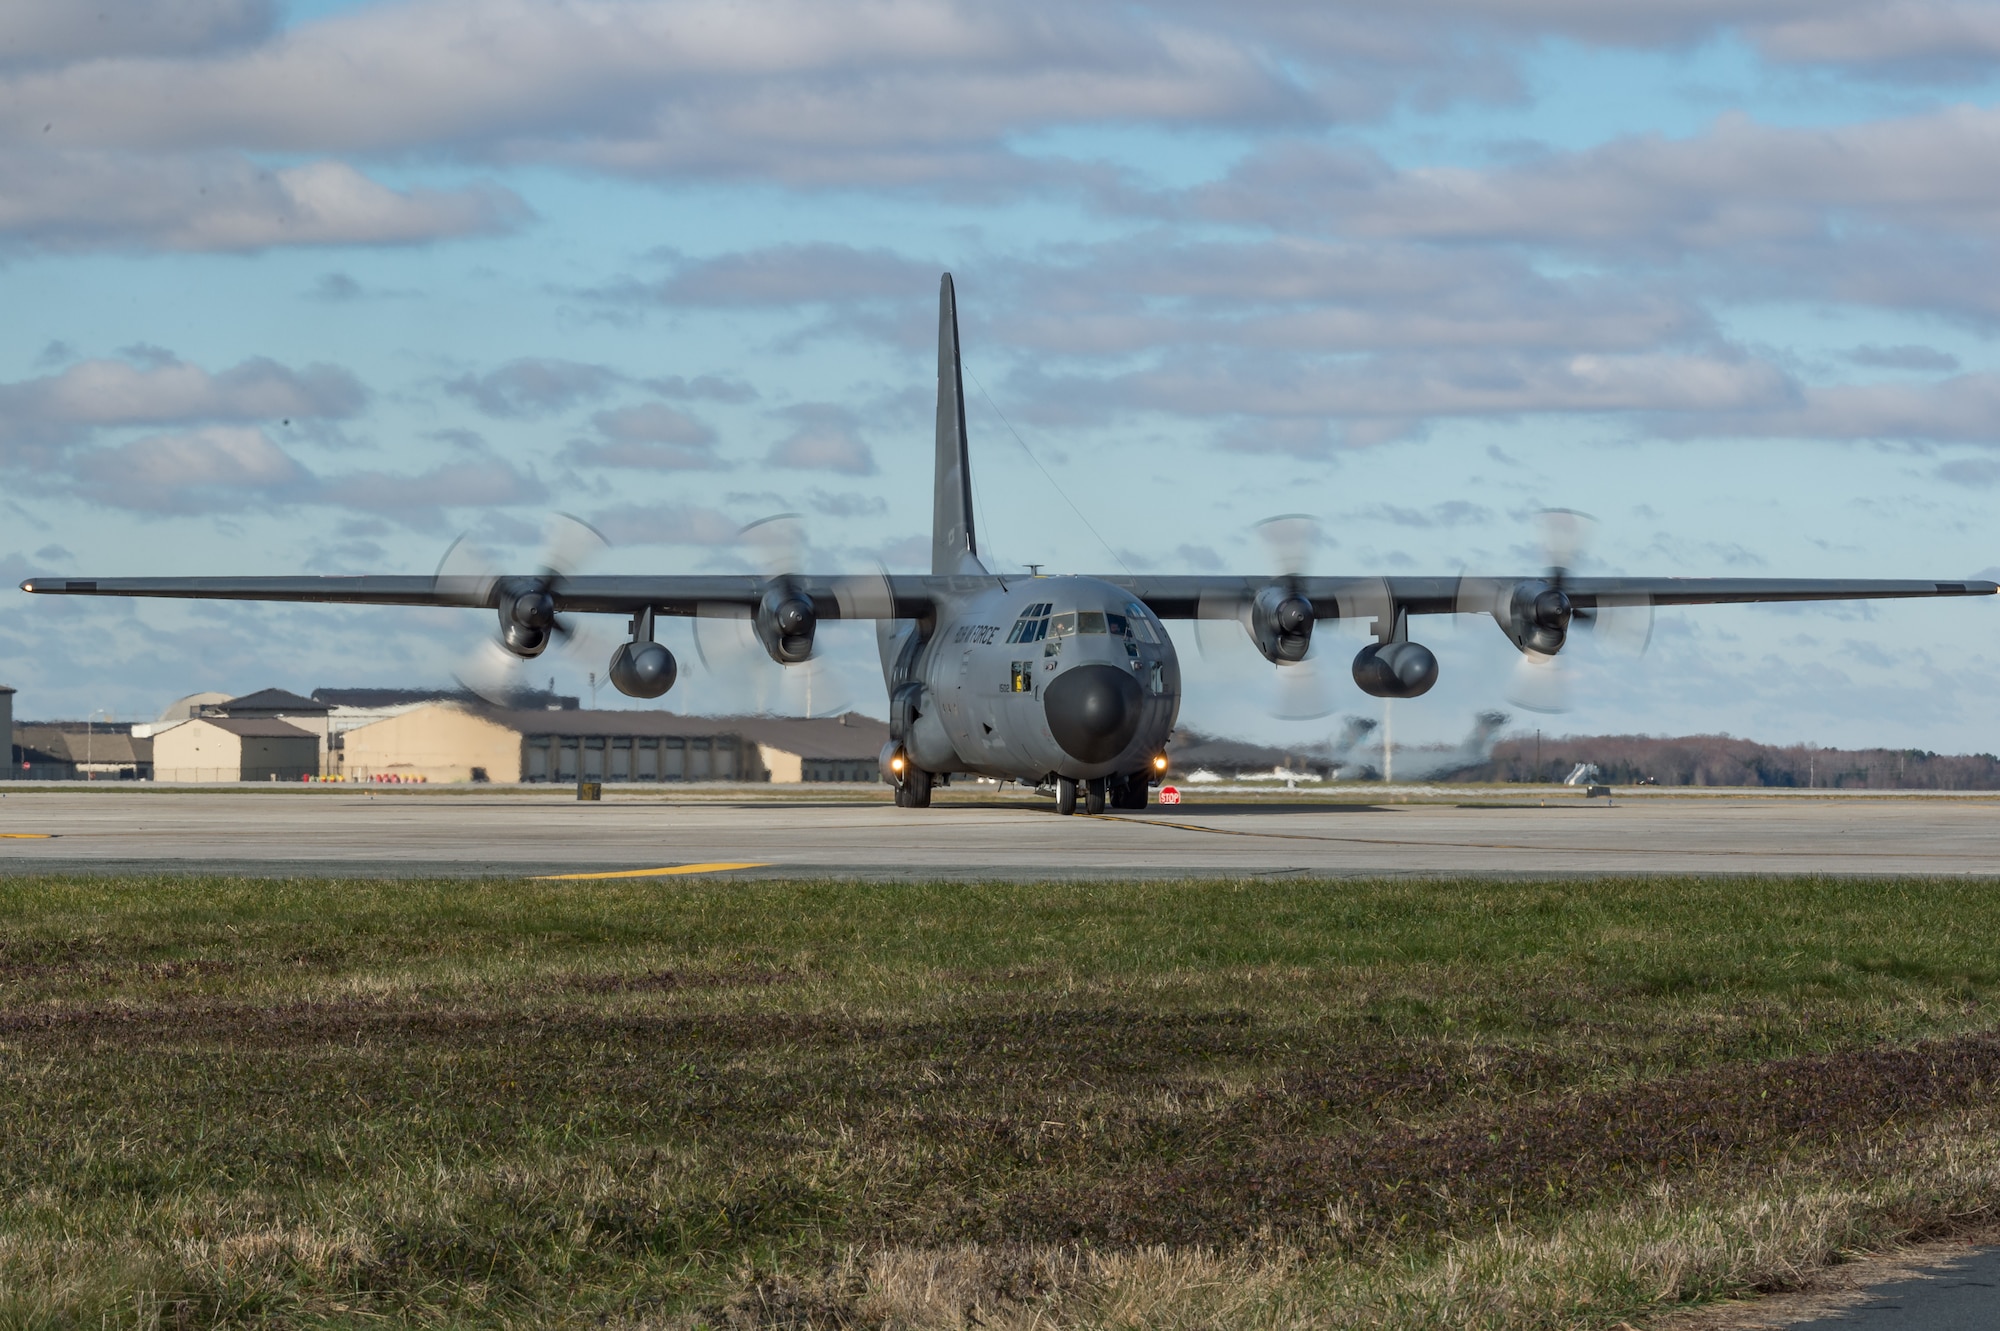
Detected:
left=1195, top=514, right=1341, bottom=720
left=436, top=513, right=612, bottom=706
left=1500, top=508, right=1654, bottom=714
left=692, top=514, right=893, bottom=717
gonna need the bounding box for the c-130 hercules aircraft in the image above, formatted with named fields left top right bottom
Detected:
left=23, top=275, right=1998, bottom=813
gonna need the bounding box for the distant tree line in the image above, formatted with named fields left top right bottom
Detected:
left=1453, top=733, right=2000, bottom=790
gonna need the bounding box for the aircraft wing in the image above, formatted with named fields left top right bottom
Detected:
left=17, top=574, right=939, bottom=619
left=1107, top=575, right=1998, bottom=619
left=21, top=572, right=1995, bottom=620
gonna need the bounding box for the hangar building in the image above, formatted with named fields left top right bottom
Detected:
left=152, top=716, right=320, bottom=782
left=338, top=703, right=888, bottom=784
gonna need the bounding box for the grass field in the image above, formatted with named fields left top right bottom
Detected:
left=2, top=874, right=1998, bottom=1329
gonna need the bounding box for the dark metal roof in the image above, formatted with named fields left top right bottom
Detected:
left=446, top=706, right=891, bottom=761
left=11, top=728, right=151, bottom=764
left=218, top=688, right=331, bottom=715
left=313, top=686, right=579, bottom=710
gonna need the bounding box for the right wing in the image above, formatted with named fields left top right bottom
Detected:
left=1102, top=575, right=1997, bottom=619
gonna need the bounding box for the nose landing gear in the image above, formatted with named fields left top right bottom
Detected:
left=1053, top=775, right=1121, bottom=815
left=1084, top=777, right=1107, bottom=815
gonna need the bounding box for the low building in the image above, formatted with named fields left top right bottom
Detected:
left=337, top=702, right=889, bottom=784
left=152, top=717, right=319, bottom=782
left=10, top=725, right=152, bottom=780
left=0, top=685, right=17, bottom=779
left=312, top=687, right=580, bottom=778
left=204, top=688, right=336, bottom=775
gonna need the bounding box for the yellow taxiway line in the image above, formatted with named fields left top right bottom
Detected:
left=0, top=833, right=52, bottom=839
left=533, top=861, right=770, bottom=881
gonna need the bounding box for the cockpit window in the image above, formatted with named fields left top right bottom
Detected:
left=1105, top=612, right=1129, bottom=638
left=1049, top=611, right=1077, bottom=638
left=1076, top=610, right=1108, bottom=634
left=1006, top=601, right=1053, bottom=643
left=1124, top=602, right=1161, bottom=644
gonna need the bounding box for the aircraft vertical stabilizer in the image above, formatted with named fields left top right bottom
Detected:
left=932, top=273, right=983, bottom=575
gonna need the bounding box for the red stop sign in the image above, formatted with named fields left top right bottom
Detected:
left=1158, top=785, right=1181, bottom=805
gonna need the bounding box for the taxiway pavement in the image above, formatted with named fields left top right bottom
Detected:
left=1, top=786, right=1996, bottom=878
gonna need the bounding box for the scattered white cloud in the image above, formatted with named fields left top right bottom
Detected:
left=1842, top=344, right=1961, bottom=373
left=0, top=352, right=362, bottom=464
left=641, top=373, right=759, bottom=403
left=564, top=402, right=726, bottom=471
left=806, top=489, right=888, bottom=518
left=0, top=0, right=274, bottom=72
left=766, top=403, right=878, bottom=474
left=443, top=359, right=622, bottom=419
left=0, top=151, right=523, bottom=254
left=71, top=425, right=310, bottom=513
left=590, top=502, right=743, bottom=546
left=646, top=244, right=940, bottom=306
left=315, top=457, right=545, bottom=518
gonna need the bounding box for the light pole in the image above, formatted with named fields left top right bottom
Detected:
left=85, top=708, right=111, bottom=781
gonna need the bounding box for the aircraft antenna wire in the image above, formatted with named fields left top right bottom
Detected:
left=964, top=362, right=1133, bottom=578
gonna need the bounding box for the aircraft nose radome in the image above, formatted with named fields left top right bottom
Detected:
left=1044, top=664, right=1143, bottom=764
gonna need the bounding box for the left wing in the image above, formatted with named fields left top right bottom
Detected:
left=17, top=574, right=940, bottom=618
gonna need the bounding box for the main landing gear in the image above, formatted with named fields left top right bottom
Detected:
left=895, top=767, right=932, bottom=808
left=1053, top=774, right=1150, bottom=815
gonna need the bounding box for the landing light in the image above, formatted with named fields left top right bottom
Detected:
left=1152, top=755, right=1169, bottom=771
left=890, top=755, right=906, bottom=772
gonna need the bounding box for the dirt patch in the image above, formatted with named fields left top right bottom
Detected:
left=1003, top=1033, right=2000, bottom=1246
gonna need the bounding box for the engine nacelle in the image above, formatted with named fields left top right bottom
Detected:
left=496, top=582, right=557, bottom=658
left=755, top=588, right=817, bottom=664
left=1505, top=579, right=1571, bottom=656
left=608, top=641, right=677, bottom=699
left=1353, top=641, right=1439, bottom=698
left=1249, top=584, right=1314, bottom=664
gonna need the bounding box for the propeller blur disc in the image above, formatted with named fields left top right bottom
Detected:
left=1506, top=649, right=1572, bottom=714
left=1269, top=653, right=1338, bottom=721
left=1536, top=508, right=1596, bottom=580
left=1589, top=593, right=1655, bottom=656
left=432, top=534, right=501, bottom=608
left=1255, top=513, right=1320, bottom=579
left=539, top=512, right=608, bottom=581
left=740, top=513, right=807, bottom=579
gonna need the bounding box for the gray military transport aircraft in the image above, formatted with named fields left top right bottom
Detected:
left=22, top=275, right=1998, bottom=814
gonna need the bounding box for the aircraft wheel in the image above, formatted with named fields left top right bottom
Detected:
left=1055, top=776, right=1077, bottom=815
left=1119, top=776, right=1149, bottom=810
left=908, top=768, right=933, bottom=809
left=1084, top=777, right=1106, bottom=815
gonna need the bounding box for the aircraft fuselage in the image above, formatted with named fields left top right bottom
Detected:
left=893, top=574, right=1181, bottom=787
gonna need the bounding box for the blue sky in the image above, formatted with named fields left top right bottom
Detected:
left=4, top=0, right=2000, bottom=751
